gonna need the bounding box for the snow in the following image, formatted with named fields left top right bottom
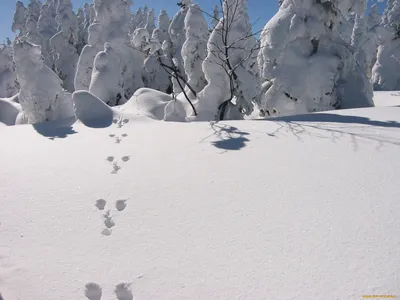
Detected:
left=1, top=94, right=400, bottom=299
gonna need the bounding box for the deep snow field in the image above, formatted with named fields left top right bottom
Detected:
left=0, top=92, right=399, bottom=299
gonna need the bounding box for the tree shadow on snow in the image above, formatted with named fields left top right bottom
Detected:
left=205, top=122, right=251, bottom=152
left=265, top=112, right=400, bottom=151
left=33, top=117, right=78, bottom=140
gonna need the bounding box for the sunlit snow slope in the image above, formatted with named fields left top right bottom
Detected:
left=1, top=102, right=400, bottom=299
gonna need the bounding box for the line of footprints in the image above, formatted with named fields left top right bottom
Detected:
left=85, top=282, right=133, bottom=300
left=96, top=199, right=127, bottom=236
left=106, top=117, right=131, bottom=174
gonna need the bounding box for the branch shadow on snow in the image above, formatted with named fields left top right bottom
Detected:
left=267, top=112, right=400, bottom=150
left=33, top=117, right=77, bottom=140
left=205, top=122, right=251, bottom=151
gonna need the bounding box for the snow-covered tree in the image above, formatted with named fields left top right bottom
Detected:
left=145, top=8, right=156, bottom=36
left=168, top=0, right=192, bottom=93
left=89, top=0, right=144, bottom=103
left=38, top=4, right=58, bottom=40
left=197, top=0, right=261, bottom=120
left=257, top=0, right=373, bottom=117
left=89, top=43, right=124, bottom=106
left=371, top=0, right=400, bottom=90
left=182, top=4, right=208, bottom=96
left=12, top=1, right=28, bottom=37
left=50, top=0, right=79, bottom=92
left=211, top=5, right=219, bottom=29
left=13, top=39, right=73, bottom=124
left=74, top=23, right=103, bottom=91
left=0, top=44, right=19, bottom=98
left=158, top=10, right=170, bottom=44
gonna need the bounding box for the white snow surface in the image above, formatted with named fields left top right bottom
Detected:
left=1, top=97, right=400, bottom=299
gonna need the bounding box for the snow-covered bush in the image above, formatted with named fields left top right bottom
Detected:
left=257, top=0, right=373, bottom=117
left=13, top=40, right=74, bottom=124
left=197, top=0, right=261, bottom=120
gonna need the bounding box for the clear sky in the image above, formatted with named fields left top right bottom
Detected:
left=0, top=0, right=388, bottom=43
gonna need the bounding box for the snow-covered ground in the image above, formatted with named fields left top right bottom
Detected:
left=1, top=94, right=400, bottom=299
left=374, top=90, right=400, bottom=107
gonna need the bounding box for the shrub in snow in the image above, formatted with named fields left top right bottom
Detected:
left=50, top=0, right=79, bottom=93
left=13, top=40, right=74, bottom=124
left=0, top=45, right=19, bottom=98
left=89, top=43, right=125, bottom=106
left=197, top=0, right=261, bottom=121
left=258, top=0, right=373, bottom=117
left=182, top=4, right=208, bottom=96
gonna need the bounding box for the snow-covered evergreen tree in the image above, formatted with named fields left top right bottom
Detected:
left=372, top=0, right=400, bottom=90
left=12, top=1, right=28, bottom=37
left=211, top=5, right=219, bottom=29
left=257, top=0, right=373, bottom=117
left=0, top=45, right=19, bottom=98
left=89, top=43, right=124, bottom=106
left=158, top=10, right=170, bottom=44
left=145, top=8, right=156, bottom=36
left=74, top=23, right=103, bottom=91
left=13, top=39, right=73, bottom=124
left=168, top=0, right=192, bottom=93
left=182, top=4, right=208, bottom=96
left=76, top=8, right=88, bottom=54
left=197, top=0, right=261, bottom=120
left=50, top=0, right=79, bottom=92
left=89, top=0, right=144, bottom=103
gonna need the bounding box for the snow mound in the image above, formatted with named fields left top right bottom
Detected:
left=73, top=90, right=114, bottom=128
left=0, top=97, right=22, bottom=126
left=121, top=88, right=172, bottom=120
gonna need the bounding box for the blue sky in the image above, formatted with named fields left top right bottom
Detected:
left=0, top=0, right=388, bottom=43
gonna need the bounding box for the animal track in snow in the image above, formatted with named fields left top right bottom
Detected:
left=106, top=156, right=130, bottom=174
left=103, top=210, right=116, bottom=229
left=113, top=118, right=130, bottom=128
left=121, top=156, right=130, bottom=162
left=95, top=199, right=128, bottom=235
left=109, top=133, right=128, bottom=144
left=115, top=283, right=134, bottom=300
left=101, top=228, right=112, bottom=236
left=95, top=199, right=107, bottom=210
left=84, top=282, right=102, bottom=300
left=116, top=200, right=127, bottom=211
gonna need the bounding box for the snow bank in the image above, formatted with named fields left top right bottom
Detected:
left=0, top=98, right=22, bottom=126
left=73, top=90, right=114, bottom=128
left=121, top=88, right=172, bottom=120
